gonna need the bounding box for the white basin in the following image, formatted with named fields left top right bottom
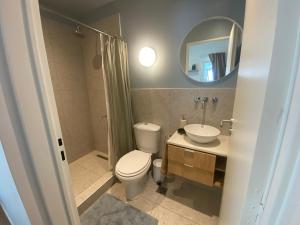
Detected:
left=184, top=124, right=220, bottom=144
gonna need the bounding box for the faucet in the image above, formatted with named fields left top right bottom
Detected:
left=201, top=97, right=208, bottom=125
left=201, top=97, right=208, bottom=109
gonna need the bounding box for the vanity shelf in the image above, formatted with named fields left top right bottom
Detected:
left=166, top=132, right=229, bottom=188
left=214, top=170, right=225, bottom=188
left=215, top=156, right=227, bottom=172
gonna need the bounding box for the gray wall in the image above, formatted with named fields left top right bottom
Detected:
left=41, top=14, right=121, bottom=161
left=42, top=17, right=95, bottom=162
left=83, top=0, right=245, bottom=88
left=82, top=0, right=245, bottom=155
left=132, top=88, right=236, bottom=155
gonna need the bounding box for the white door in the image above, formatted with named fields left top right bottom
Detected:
left=219, top=0, right=300, bottom=225
left=0, top=1, right=81, bottom=224
left=25, top=2, right=82, bottom=225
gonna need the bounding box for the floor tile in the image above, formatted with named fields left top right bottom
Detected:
left=71, top=167, right=100, bottom=196
left=160, top=197, right=216, bottom=225
left=76, top=171, right=113, bottom=206
left=128, top=196, right=158, bottom=213
left=69, top=150, right=110, bottom=197
left=105, top=175, right=220, bottom=225
left=106, top=182, right=127, bottom=202
left=150, top=205, right=199, bottom=225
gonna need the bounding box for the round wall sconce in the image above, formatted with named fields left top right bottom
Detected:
left=138, top=47, right=156, bottom=67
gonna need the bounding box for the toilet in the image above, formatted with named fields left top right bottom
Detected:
left=115, top=122, right=161, bottom=200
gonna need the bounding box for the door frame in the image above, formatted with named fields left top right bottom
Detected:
left=1, top=0, right=300, bottom=225
left=0, top=0, right=80, bottom=224
left=258, top=29, right=300, bottom=225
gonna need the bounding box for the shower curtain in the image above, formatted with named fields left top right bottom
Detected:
left=226, top=24, right=239, bottom=74
left=209, top=52, right=226, bottom=80
left=100, top=34, right=134, bottom=169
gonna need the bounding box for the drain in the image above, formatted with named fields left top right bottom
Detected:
left=96, top=154, right=108, bottom=160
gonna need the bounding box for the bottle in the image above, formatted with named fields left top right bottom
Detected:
left=179, top=115, right=187, bottom=129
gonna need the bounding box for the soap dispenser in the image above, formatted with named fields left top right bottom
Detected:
left=178, top=115, right=187, bottom=135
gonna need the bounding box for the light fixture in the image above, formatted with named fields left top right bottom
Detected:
left=138, top=47, right=156, bottom=67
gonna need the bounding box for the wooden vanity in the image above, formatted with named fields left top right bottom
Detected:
left=166, top=132, right=229, bottom=187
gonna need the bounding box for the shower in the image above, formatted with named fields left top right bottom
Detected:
left=40, top=5, right=133, bottom=212
left=74, top=25, right=85, bottom=38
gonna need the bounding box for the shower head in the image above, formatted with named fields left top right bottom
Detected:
left=74, top=25, right=85, bottom=38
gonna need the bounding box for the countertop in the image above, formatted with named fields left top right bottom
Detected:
left=167, top=131, right=230, bottom=157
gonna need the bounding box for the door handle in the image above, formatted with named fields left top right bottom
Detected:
left=184, top=149, right=195, bottom=153
left=184, top=163, right=193, bottom=168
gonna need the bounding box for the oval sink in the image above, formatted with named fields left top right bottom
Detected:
left=184, top=124, right=220, bottom=144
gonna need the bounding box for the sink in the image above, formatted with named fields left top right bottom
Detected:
left=184, top=124, right=220, bottom=144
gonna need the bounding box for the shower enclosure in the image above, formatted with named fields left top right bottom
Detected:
left=40, top=8, right=119, bottom=210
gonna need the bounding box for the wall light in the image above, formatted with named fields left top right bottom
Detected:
left=138, top=47, right=156, bottom=67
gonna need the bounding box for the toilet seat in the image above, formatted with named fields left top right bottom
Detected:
left=115, top=150, right=151, bottom=179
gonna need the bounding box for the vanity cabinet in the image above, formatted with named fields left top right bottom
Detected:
left=167, top=144, right=227, bottom=187
left=166, top=132, right=229, bottom=188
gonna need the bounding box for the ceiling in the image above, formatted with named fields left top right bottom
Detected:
left=39, top=0, right=115, bottom=18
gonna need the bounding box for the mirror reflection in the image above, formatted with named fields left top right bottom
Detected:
left=180, top=18, right=242, bottom=83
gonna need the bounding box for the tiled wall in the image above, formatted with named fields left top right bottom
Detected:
left=42, top=17, right=94, bottom=162
left=131, top=88, right=235, bottom=155
left=81, top=28, right=108, bottom=154
left=42, top=14, right=121, bottom=162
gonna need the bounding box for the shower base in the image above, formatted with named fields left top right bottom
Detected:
left=69, top=151, right=115, bottom=213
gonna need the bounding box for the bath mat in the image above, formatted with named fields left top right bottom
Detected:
left=80, top=194, right=158, bottom=225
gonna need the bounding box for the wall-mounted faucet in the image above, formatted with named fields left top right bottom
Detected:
left=200, top=97, right=208, bottom=125
left=201, top=97, right=208, bottom=109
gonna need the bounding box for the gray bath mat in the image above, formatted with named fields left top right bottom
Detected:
left=80, top=194, right=158, bottom=225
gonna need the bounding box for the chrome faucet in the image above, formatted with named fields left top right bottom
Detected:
left=201, top=97, right=208, bottom=125
left=201, top=97, right=208, bottom=109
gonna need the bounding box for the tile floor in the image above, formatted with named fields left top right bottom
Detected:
left=106, top=174, right=221, bottom=225
left=69, top=151, right=113, bottom=206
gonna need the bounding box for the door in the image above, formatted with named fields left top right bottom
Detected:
left=26, top=2, right=82, bottom=225
left=219, top=0, right=300, bottom=225
left=0, top=0, right=81, bottom=224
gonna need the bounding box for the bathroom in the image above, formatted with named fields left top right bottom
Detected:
left=0, top=0, right=299, bottom=225
left=38, top=0, right=242, bottom=221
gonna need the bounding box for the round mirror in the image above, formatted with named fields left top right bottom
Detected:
left=180, top=17, right=242, bottom=83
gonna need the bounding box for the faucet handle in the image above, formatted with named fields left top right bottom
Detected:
left=212, top=97, right=218, bottom=104
left=194, top=96, right=201, bottom=103
left=202, top=97, right=208, bottom=102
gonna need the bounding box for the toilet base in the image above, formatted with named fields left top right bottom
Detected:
left=123, top=173, right=148, bottom=200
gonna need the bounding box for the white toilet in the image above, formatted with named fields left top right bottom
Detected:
left=115, top=122, right=161, bottom=200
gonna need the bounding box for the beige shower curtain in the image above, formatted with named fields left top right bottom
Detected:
left=100, top=34, right=134, bottom=169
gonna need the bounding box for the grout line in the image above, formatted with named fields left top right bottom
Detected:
left=137, top=192, right=206, bottom=225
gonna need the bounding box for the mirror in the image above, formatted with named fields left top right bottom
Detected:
left=180, top=17, right=242, bottom=83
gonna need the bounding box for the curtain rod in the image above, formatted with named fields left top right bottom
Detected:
left=40, top=6, right=123, bottom=40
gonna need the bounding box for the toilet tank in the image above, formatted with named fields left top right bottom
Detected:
left=134, top=122, right=161, bottom=154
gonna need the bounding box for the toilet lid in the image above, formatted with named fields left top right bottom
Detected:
left=116, top=150, right=151, bottom=177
